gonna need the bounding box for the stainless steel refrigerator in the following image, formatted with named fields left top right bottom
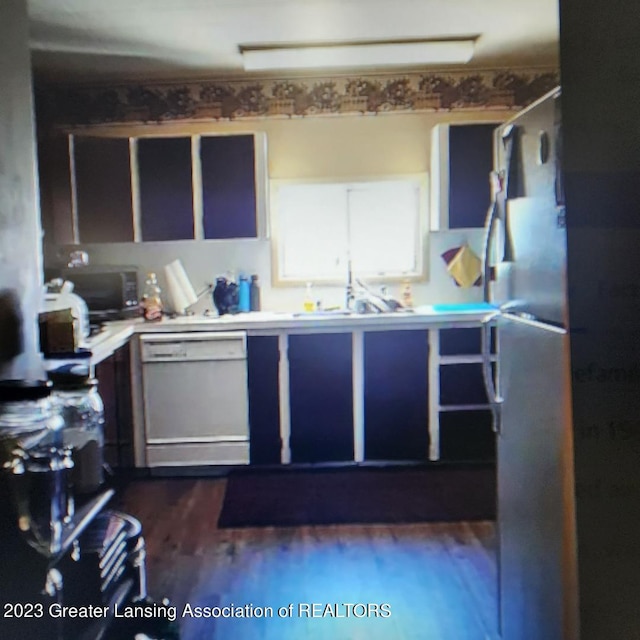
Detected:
left=482, top=87, right=579, bottom=640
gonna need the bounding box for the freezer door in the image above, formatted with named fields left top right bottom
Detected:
left=490, top=88, right=567, bottom=325
left=497, top=315, right=578, bottom=640
left=496, top=197, right=568, bottom=326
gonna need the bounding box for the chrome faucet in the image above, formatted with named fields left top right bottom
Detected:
left=345, top=259, right=355, bottom=310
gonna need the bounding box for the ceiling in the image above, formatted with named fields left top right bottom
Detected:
left=28, top=0, right=560, bottom=84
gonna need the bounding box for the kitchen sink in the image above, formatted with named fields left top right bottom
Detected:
left=292, top=309, right=353, bottom=318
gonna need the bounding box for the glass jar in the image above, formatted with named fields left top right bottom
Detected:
left=0, top=380, right=71, bottom=557
left=49, top=368, right=105, bottom=494
left=0, top=381, right=64, bottom=461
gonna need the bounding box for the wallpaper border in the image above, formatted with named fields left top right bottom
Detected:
left=37, top=67, right=560, bottom=126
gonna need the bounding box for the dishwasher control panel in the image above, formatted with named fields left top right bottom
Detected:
left=140, top=331, right=247, bottom=362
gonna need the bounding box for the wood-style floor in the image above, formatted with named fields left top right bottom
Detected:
left=118, top=477, right=498, bottom=640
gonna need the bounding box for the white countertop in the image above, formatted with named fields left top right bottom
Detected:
left=83, top=303, right=498, bottom=363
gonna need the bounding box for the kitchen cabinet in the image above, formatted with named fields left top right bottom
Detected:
left=95, top=340, right=134, bottom=469
left=137, top=136, right=194, bottom=241
left=37, top=132, right=266, bottom=245
left=247, top=335, right=281, bottom=464
left=437, top=328, right=496, bottom=462
left=430, top=123, right=497, bottom=230
left=74, top=136, right=135, bottom=243
left=37, top=134, right=74, bottom=245
left=201, top=134, right=258, bottom=238
left=363, top=330, right=429, bottom=461
left=288, top=333, right=354, bottom=463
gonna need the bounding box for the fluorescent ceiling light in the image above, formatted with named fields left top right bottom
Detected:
left=241, top=38, right=476, bottom=72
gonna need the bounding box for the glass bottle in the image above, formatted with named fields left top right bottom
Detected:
left=141, top=272, right=163, bottom=321
left=303, top=282, right=315, bottom=312
left=250, top=275, right=261, bottom=311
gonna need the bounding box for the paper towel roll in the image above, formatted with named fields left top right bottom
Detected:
left=164, top=259, right=198, bottom=314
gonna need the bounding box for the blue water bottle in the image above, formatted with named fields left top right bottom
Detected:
left=238, top=275, right=250, bottom=312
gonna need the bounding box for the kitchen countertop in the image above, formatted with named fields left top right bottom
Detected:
left=84, top=303, right=498, bottom=363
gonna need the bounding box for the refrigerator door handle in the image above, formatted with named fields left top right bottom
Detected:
left=482, top=196, right=500, bottom=303
left=481, top=316, right=503, bottom=434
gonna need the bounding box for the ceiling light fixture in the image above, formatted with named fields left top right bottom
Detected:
left=240, top=37, right=477, bottom=72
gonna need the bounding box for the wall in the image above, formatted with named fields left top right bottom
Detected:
left=46, top=109, right=509, bottom=312
left=0, top=0, right=44, bottom=379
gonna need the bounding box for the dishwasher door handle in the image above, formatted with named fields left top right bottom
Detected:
left=141, top=335, right=247, bottom=362
left=146, top=350, right=188, bottom=360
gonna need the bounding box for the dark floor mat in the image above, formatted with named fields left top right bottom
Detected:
left=218, top=465, right=496, bottom=528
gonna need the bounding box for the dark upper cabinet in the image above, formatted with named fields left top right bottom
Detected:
left=288, top=333, right=354, bottom=463
left=74, top=136, right=134, bottom=243
left=39, top=132, right=263, bottom=247
left=137, top=137, right=194, bottom=241
left=431, top=122, right=498, bottom=229
left=363, top=330, right=429, bottom=461
left=448, top=124, right=496, bottom=228
left=37, top=134, right=74, bottom=245
left=200, top=134, right=258, bottom=239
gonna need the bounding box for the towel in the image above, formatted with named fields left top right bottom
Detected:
left=445, top=245, right=482, bottom=288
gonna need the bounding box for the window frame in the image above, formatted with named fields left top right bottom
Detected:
left=269, top=174, right=429, bottom=287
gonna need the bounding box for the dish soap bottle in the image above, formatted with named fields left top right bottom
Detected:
left=142, top=272, right=163, bottom=321
left=401, top=280, right=414, bottom=308
left=303, top=282, right=315, bottom=312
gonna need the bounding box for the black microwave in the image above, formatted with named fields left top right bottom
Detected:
left=58, top=266, right=139, bottom=320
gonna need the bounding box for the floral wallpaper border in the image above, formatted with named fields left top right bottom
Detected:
left=37, top=68, right=559, bottom=127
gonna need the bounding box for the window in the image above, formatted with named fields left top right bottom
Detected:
left=272, top=176, right=427, bottom=284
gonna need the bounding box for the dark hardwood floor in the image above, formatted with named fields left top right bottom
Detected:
left=118, top=477, right=498, bottom=640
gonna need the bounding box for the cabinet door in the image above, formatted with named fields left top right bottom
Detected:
left=448, top=123, right=495, bottom=228
left=439, top=410, right=495, bottom=462
left=288, top=333, right=353, bottom=463
left=438, top=328, right=496, bottom=462
left=363, top=330, right=429, bottom=461
left=137, top=137, right=194, bottom=241
left=74, top=136, right=134, bottom=242
left=114, top=341, right=134, bottom=468
left=37, top=134, right=74, bottom=245
left=95, top=352, right=118, bottom=468
left=247, top=336, right=281, bottom=464
left=440, top=363, right=489, bottom=406
left=200, top=134, right=258, bottom=239
left=95, top=342, right=133, bottom=469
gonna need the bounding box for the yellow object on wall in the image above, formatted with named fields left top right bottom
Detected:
left=446, top=245, right=482, bottom=288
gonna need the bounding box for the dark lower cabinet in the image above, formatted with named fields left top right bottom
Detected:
left=440, top=363, right=490, bottom=406
left=288, top=333, right=354, bottom=463
left=247, top=336, right=281, bottom=464
left=96, top=342, right=134, bottom=470
left=363, top=330, right=429, bottom=461
left=439, top=328, right=496, bottom=463
left=439, top=410, right=495, bottom=462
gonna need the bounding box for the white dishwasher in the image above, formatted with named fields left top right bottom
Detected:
left=140, top=331, right=249, bottom=467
